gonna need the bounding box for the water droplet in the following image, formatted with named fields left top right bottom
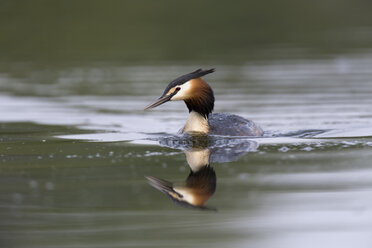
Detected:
left=29, top=180, right=38, bottom=189
left=238, top=173, right=249, bottom=181
left=303, top=146, right=313, bottom=151
left=278, top=146, right=289, bottom=152
left=12, top=193, right=23, bottom=204
left=45, top=182, right=54, bottom=191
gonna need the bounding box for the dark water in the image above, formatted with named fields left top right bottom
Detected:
left=1, top=1, right=372, bottom=248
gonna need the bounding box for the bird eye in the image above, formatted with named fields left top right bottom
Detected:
left=176, top=87, right=181, bottom=91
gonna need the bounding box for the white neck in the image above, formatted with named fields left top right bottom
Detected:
left=183, top=111, right=209, bottom=134
left=184, top=149, right=210, bottom=172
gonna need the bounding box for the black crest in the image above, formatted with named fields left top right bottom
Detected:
left=161, top=68, right=215, bottom=97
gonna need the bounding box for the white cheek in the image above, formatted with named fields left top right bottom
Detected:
left=174, top=188, right=196, bottom=204
left=170, top=81, right=192, bottom=101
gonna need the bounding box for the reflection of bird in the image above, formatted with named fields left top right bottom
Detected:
left=146, top=166, right=216, bottom=210
left=146, top=149, right=216, bottom=210
left=145, top=69, right=263, bottom=136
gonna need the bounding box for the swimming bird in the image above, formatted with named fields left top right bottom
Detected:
left=145, top=69, right=263, bottom=136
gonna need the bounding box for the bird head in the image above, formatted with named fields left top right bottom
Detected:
left=144, top=69, right=215, bottom=117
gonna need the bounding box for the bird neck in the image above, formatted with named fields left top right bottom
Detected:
left=184, top=111, right=210, bottom=134
left=184, top=79, right=214, bottom=118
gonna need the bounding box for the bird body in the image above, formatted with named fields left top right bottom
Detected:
left=145, top=69, right=263, bottom=137
left=208, top=113, right=263, bottom=136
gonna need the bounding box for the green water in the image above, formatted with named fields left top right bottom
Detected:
left=2, top=122, right=372, bottom=247
left=1, top=1, right=372, bottom=248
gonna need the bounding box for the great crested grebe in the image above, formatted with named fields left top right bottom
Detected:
left=145, top=69, right=263, bottom=136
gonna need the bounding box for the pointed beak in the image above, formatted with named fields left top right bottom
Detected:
left=144, top=94, right=172, bottom=110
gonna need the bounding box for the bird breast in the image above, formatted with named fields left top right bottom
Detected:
left=183, top=111, right=210, bottom=133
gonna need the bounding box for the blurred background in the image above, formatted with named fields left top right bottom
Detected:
left=1, top=0, right=372, bottom=97
left=1, top=1, right=372, bottom=248
left=2, top=0, right=372, bottom=64
left=2, top=0, right=372, bottom=97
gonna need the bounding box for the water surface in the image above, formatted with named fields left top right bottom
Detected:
left=1, top=54, right=372, bottom=248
